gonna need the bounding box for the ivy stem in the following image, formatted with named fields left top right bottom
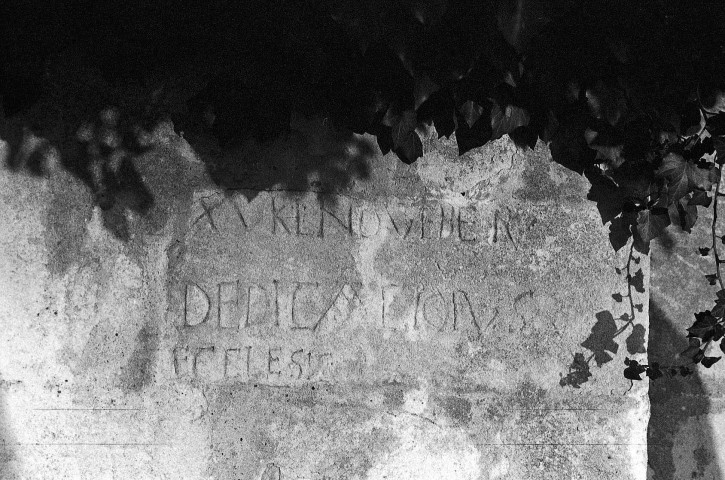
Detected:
left=713, top=160, right=724, bottom=291
left=614, top=241, right=637, bottom=337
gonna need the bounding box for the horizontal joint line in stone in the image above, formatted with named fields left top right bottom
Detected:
left=30, top=408, right=143, bottom=411
left=475, top=443, right=651, bottom=446
left=10, top=443, right=168, bottom=446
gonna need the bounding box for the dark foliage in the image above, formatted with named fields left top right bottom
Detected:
left=2, top=0, right=725, bottom=379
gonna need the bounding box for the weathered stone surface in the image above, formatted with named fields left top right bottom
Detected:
left=0, top=120, right=648, bottom=479
left=650, top=205, right=725, bottom=480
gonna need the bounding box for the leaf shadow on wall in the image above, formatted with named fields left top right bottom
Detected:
left=186, top=113, right=375, bottom=204
left=561, top=252, right=648, bottom=389
left=1, top=103, right=375, bottom=276
left=559, top=309, right=646, bottom=389
left=648, top=299, right=722, bottom=480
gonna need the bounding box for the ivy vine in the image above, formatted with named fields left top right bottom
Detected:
left=2, top=0, right=725, bottom=381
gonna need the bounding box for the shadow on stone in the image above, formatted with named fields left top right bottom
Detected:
left=648, top=298, right=722, bottom=480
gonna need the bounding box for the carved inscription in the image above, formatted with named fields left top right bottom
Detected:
left=175, top=190, right=525, bottom=385
left=182, top=281, right=484, bottom=335
left=184, top=281, right=363, bottom=332
left=175, top=280, right=492, bottom=383
left=189, top=190, right=516, bottom=244
left=173, top=345, right=338, bottom=383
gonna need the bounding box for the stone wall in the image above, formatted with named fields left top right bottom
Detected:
left=650, top=206, right=725, bottom=479
left=0, top=119, right=648, bottom=479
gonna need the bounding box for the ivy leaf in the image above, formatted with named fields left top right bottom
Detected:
left=490, top=102, right=530, bottom=141
left=612, top=293, right=623, bottom=302
left=706, top=274, right=719, bottom=286
left=368, top=123, right=393, bottom=155
left=701, top=85, right=725, bottom=114
left=550, top=126, right=597, bottom=174
left=689, top=190, right=712, bottom=207
left=713, top=323, right=725, bottom=342
left=391, top=110, right=423, bottom=164
left=714, top=290, right=725, bottom=317
left=455, top=97, right=494, bottom=155
left=414, top=75, right=439, bottom=110
left=636, top=208, right=670, bottom=243
left=656, top=152, right=720, bottom=202
left=680, top=343, right=700, bottom=358
left=623, top=358, right=646, bottom=380
left=680, top=100, right=705, bottom=137
left=713, top=135, right=725, bottom=164
left=668, top=200, right=697, bottom=233
left=460, top=101, right=484, bottom=128
left=417, top=89, right=457, bottom=138
left=688, top=135, right=715, bottom=160
left=635, top=303, right=643, bottom=312
left=584, top=126, right=625, bottom=165
left=702, top=356, right=721, bottom=368
left=586, top=171, right=625, bottom=224
left=709, top=115, right=725, bottom=137
left=609, top=215, right=634, bottom=251
left=656, top=152, right=689, bottom=201
left=646, top=363, right=663, bottom=380
left=699, top=247, right=711, bottom=256
left=509, top=124, right=539, bottom=149
left=455, top=113, right=493, bottom=155
left=687, top=311, right=718, bottom=339
left=628, top=269, right=645, bottom=294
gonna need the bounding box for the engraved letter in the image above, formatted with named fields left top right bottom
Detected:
left=358, top=207, right=382, bottom=238
left=381, top=284, right=415, bottom=330
left=321, top=201, right=353, bottom=237
left=184, top=283, right=210, bottom=326
left=195, top=346, right=220, bottom=381
left=173, top=347, right=194, bottom=377
left=260, top=463, right=281, bottom=480
left=191, top=197, right=221, bottom=231
left=245, top=284, right=276, bottom=327
left=271, top=196, right=293, bottom=234
left=218, top=281, right=239, bottom=328
left=268, top=347, right=282, bottom=377
left=421, top=287, right=449, bottom=331
left=386, top=204, right=416, bottom=238
left=291, top=282, right=321, bottom=329
left=487, top=210, right=517, bottom=248
left=458, top=206, right=478, bottom=242
left=225, top=347, right=252, bottom=380
left=453, top=290, right=480, bottom=334
left=310, top=352, right=333, bottom=380
left=291, top=349, right=306, bottom=379
left=440, top=204, right=456, bottom=239
left=230, top=196, right=249, bottom=230
left=420, top=204, right=439, bottom=239
left=315, top=283, right=361, bottom=332
left=296, top=201, right=320, bottom=236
